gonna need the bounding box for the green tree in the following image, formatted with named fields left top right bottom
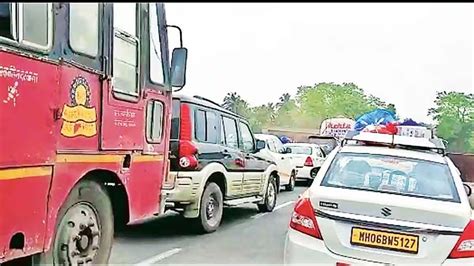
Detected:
left=222, top=92, right=250, bottom=117
left=428, top=91, right=474, bottom=152
left=222, top=82, right=398, bottom=134
left=247, top=103, right=276, bottom=132
left=297, top=82, right=394, bottom=121
left=277, top=93, right=291, bottom=109
left=386, top=103, right=397, bottom=116
left=274, top=93, right=302, bottom=127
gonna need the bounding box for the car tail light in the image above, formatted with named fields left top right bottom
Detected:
left=180, top=103, right=192, bottom=141
left=336, top=263, right=351, bottom=266
left=178, top=104, right=198, bottom=169
left=449, top=220, right=474, bottom=258
left=304, top=156, right=314, bottom=167
left=289, top=191, right=322, bottom=239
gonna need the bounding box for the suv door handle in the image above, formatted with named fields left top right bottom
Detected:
left=222, top=150, right=232, bottom=158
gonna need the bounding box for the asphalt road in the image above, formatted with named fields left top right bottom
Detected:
left=109, top=185, right=308, bottom=265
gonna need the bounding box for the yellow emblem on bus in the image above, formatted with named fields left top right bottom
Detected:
left=60, top=76, right=97, bottom=138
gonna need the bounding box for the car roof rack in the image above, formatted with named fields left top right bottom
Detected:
left=193, top=95, right=222, bottom=108
left=342, top=130, right=446, bottom=155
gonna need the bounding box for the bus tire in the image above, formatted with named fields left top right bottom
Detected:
left=33, top=180, right=114, bottom=265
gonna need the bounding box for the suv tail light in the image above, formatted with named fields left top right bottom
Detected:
left=178, top=103, right=198, bottom=169
left=289, top=191, right=322, bottom=239
left=449, top=220, right=474, bottom=258
left=304, top=156, right=314, bottom=167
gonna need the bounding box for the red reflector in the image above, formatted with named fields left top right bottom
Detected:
left=179, top=140, right=198, bottom=169
left=289, top=191, right=322, bottom=239
left=304, top=156, right=313, bottom=167
left=336, top=263, right=351, bottom=266
left=449, top=219, right=474, bottom=258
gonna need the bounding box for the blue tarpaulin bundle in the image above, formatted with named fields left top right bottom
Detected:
left=280, top=135, right=292, bottom=144
left=353, top=109, right=397, bottom=132
left=399, top=118, right=420, bottom=126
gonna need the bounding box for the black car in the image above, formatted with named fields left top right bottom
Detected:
left=164, top=94, right=279, bottom=233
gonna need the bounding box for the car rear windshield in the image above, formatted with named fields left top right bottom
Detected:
left=321, top=152, right=460, bottom=202
left=286, top=145, right=312, bottom=155
left=308, top=137, right=337, bottom=154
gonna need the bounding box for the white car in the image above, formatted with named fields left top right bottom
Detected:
left=284, top=131, right=474, bottom=265
left=255, top=134, right=297, bottom=191
left=283, top=143, right=326, bottom=185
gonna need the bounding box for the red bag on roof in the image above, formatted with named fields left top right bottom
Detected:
left=362, top=122, right=399, bottom=135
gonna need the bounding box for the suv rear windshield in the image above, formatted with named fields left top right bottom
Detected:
left=286, top=145, right=312, bottom=155
left=321, top=152, right=460, bottom=202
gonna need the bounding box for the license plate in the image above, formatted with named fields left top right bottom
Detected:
left=350, top=227, right=419, bottom=254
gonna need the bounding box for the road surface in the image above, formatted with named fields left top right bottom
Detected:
left=109, top=186, right=307, bottom=264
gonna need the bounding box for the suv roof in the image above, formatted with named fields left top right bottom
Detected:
left=173, top=94, right=245, bottom=120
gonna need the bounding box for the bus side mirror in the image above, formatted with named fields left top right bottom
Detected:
left=170, top=47, right=188, bottom=88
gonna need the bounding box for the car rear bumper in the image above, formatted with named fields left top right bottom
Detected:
left=295, top=166, right=314, bottom=180
left=163, top=171, right=200, bottom=203
left=284, top=228, right=474, bottom=265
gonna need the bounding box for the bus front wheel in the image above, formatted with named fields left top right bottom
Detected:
left=34, top=180, right=114, bottom=265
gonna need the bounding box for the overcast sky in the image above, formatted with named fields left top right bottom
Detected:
left=165, top=3, right=473, bottom=123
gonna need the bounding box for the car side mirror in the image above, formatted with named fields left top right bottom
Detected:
left=170, top=47, right=188, bottom=88
left=255, top=139, right=266, bottom=152
left=464, top=183, right=472, bottom=197
left=284, top=147, right=292, bottom=154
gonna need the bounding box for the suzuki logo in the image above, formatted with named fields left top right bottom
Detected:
left=381, top=207, right=392, bottom=217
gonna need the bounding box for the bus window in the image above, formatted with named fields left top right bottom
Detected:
left=149, top=3, right=164, bottom=85
left=114, top=3, right=136, bottom=37
left=113, top=3, right=139, bottom=97
left=0, top=3, right=52, bottom=50
left=22, top=3, right=49, bottom=48
left=69, top=3, right=99, bottom=57
left=0, top=3, right=13, bottom=39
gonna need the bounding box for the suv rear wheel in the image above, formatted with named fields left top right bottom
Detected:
left=192, top=182, right=223, bottom=233
left=258, top=174, right=277, bottom=212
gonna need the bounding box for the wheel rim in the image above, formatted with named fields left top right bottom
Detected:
left=267, top=181, right=276, bottom=207
left=55, top=202, right=101, bottom=265
left=205, top=192, right=220, bottom=226
left=291, top=175, right=295, bottom=187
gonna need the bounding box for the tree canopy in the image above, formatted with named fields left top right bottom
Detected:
left=220, top=83, right=472, bottom=153
left=428, top=91, right=474, bottom=152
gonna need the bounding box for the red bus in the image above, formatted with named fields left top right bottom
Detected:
left=0, top=3, right=188, bottom=264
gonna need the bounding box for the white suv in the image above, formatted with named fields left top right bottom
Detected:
left=255, top=134, right=297, bottom=191
left=285, top=130, right=474, bottom=265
